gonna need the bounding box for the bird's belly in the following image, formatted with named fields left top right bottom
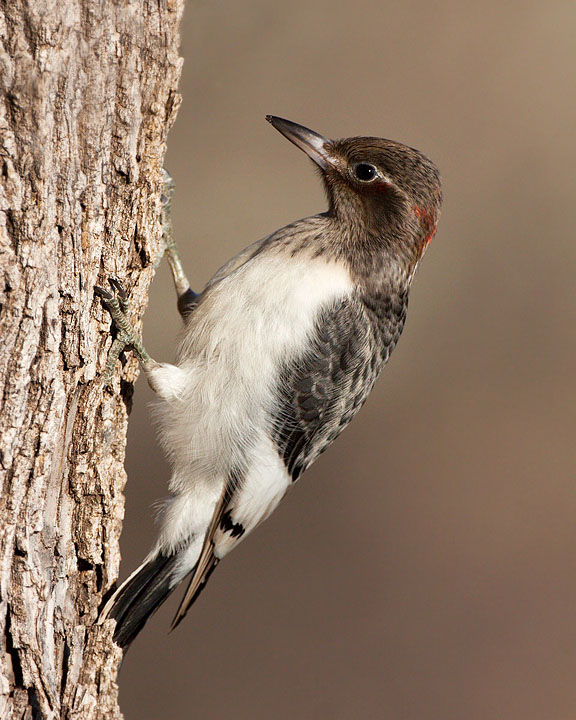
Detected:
left=158, top=251, right=355, bottom=490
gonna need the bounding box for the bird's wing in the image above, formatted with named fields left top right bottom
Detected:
left=170, top=475, right=239, bottom=630
left=202, top=216, right=328, bottom=292
left=271, top=294, right=395, bottom=481
left=171, top=293, right=403, bottom=626
left=203, top=237, right=270, bottom=291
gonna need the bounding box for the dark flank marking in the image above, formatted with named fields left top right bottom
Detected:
left=271, top=289, right=407, bottom=482
left=220, top=509, right=246, bottom=538
left=177, top=287, right=199, bottom=320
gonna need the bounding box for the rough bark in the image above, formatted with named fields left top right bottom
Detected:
left=0, top=1, right=184, bottom=717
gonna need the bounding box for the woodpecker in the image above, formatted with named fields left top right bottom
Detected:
left=97, top=116, right=442, bottom=649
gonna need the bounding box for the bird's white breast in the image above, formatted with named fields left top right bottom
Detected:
left=153, top=248, right=353, bottom=551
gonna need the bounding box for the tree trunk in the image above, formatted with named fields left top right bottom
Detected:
left=0, top=1, right=184, bottom=717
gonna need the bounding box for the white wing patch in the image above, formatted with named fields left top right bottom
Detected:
left=213, top=435, right=292, bottom=558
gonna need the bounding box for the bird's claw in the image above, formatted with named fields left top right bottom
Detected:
left=95, top=277, right=149, bottom=385
left=107, top=277, right=130, bottom=314
left=94, top=284, right=113, bottom=301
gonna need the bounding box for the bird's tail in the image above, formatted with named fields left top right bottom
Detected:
left=99, top=551, right=183, bottom=649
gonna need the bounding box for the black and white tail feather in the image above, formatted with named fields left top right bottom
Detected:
left=100, top=486, right=230, bottom=648
left=100, top=545, right=218, bottom=648
left=100, top=552, right=182, bottom=649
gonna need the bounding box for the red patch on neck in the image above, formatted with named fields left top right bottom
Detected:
left=413, top=206, right=438, bottom=247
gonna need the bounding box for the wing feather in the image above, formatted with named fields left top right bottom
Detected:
left=170, top=472, right=240, bottom=630
left=271, top=293, right=404, bottom=481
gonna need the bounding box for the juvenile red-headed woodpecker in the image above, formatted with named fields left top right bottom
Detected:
left=97, top=116, right=442, bottom=648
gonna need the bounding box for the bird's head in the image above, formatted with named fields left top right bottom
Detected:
left=267, top=116, right=442, bottom=267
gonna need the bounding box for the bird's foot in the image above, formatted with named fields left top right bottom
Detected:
left=95, top=277, right=150, bottom=385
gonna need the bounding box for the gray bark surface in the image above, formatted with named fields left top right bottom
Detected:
left=0, top=1, right=184, bottom=717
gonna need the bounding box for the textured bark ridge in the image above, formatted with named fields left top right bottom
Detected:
left=0, top=2, right=184, bottom=717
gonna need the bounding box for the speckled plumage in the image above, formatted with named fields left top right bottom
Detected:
left=273, top=289, right=406, bottom=482
left=99, top=117, right=442, bottom=649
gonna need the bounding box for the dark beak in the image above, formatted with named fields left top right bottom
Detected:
left=266, top=116, right=333, bottom=171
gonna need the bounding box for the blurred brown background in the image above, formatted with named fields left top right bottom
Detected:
left=120, top=1, right=576, bottom=718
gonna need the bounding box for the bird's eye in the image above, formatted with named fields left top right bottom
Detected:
left=353, top=163, right=377, bottom=182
